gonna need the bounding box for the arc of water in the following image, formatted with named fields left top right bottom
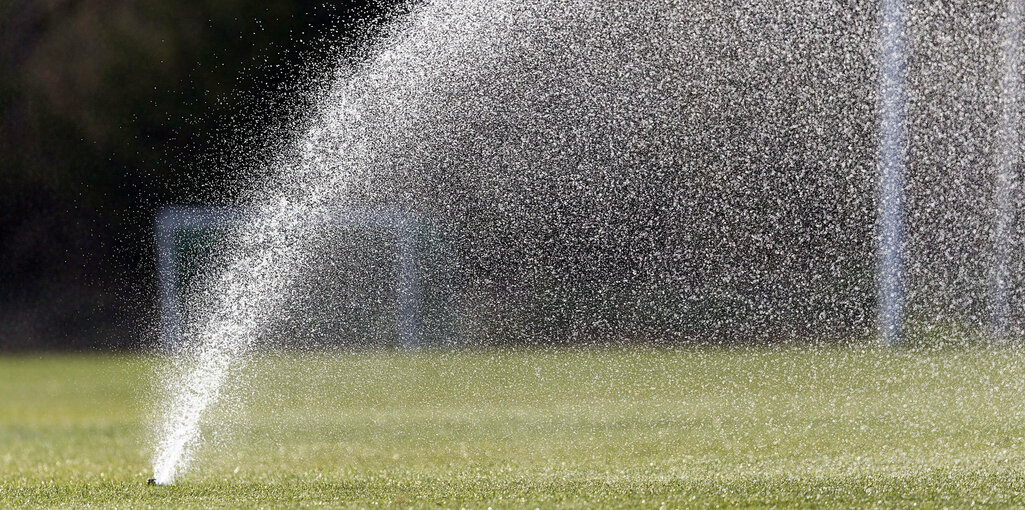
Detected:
left=151, top=202, right=323, bottom=484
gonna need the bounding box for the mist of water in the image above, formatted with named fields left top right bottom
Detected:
left=152, top=0, right=1025, bottom=484
left=150, top=0, right=528, bottom=484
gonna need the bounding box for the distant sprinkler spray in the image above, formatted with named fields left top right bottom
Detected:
left=877, top=0, right=908, bottom=347
left=991, top=0, right=1023, bottom=340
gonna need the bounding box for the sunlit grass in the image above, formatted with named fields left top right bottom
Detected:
left=3, top=347, right=1025, bottom=507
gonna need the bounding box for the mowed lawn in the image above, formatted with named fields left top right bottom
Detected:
left=3, top=347, right=1025, bottom=508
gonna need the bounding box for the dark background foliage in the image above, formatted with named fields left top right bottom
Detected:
left=0, top=0, right=394, bottom=349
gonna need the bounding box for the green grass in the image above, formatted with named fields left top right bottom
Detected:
left=4, top=347, right=1025, bottom=508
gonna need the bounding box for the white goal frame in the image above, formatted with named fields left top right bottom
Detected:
left=155, top=205, right=423, bottom=349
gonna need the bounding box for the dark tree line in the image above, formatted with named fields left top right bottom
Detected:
left=0, top=0, right=396, bottom=349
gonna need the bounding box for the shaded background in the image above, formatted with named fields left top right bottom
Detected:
left=0, top=0, right=397, bottom=349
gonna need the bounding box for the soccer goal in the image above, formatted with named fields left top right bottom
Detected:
left=155, top=205, right=424, bottom=349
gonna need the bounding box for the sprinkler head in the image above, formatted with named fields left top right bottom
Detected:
left=147, top=478, right=157, bottom=486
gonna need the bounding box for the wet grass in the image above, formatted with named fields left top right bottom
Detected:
left=3, top=347, right=1025, bottom=507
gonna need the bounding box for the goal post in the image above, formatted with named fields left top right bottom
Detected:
left=155, top=205, right=424, bottom=349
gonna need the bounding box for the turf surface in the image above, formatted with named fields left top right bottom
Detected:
left=3, top=347, right=1025, bottom=508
